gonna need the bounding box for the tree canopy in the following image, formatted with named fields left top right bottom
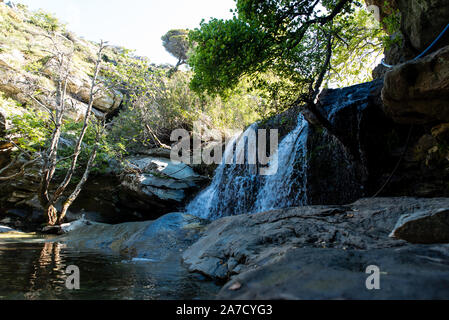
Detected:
left=187, top=0, right=385, bottom=159
left=161, top=29, right=190, bottom=69
left=188, top=0, right=383, bottom=106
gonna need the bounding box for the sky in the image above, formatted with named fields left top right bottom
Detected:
left=17, top=0, right=236, bottom=65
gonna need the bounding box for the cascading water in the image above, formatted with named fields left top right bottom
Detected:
left=252, top=116, right=309, bottom=212
left=185, top=115, right=309, bottom=220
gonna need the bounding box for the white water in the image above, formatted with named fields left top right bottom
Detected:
left=252, top=116, right=309, bottom=212
left=185, top=116, right=309, bottom=220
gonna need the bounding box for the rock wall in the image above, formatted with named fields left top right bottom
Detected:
left=367, top=0, right=449, bottom=79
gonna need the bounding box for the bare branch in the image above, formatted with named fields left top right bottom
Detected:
left=0, top=155, right=41, bottom=181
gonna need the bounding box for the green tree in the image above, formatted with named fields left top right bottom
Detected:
left=188, top=0, right=383, bottom=158
left=161, top=29, right=191, bottom=70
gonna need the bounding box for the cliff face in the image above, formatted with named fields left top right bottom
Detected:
left=366, top=0, right=449, bottom=65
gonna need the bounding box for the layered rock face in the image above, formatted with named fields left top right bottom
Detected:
left=118, top=154, right=208, bottom=216
left=182, top=197, right=449, bottom=299
left=382, top=45, right=449, bottom=124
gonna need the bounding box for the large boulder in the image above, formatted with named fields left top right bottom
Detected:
left=66, top=75, right=122, bottom=113
left=382, top=45, right=449, bottom=124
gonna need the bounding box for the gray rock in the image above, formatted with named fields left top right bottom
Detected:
left=58, top=212, right=206, bottom=261
left=120, top=156, right=207, bottom=207
left=218, top=245, right=449, bottom=300
left=382, top=45, right=449, bottom=124
left=390, top=208, right=449, bottom=243
left=182, top=197, right=449, bottom=299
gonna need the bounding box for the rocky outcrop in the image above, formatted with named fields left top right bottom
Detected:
left=119, top=155, right=208, bottom=214
left=397, top=0, right=449, bottom=58
left=182, top=197, right=449, bottom=299
left=0, top=153, right=209, bottom=222
left=382, top=45, right=449, bottom=124
left=366, top=0, right=449, bottom=66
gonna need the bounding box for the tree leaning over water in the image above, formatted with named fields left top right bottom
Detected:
left=188, top=0, right=384, bottom=158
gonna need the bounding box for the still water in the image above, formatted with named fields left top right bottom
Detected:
left=0, top=234, right=219, bottom=300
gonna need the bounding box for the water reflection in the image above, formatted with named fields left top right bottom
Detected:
left=25, top=242, right=66, bottom=300
left=0, top=237, right=219, bottom=300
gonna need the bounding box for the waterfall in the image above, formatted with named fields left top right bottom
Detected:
left=185, top=116, right=309, bottom=220
left=252, top=116, right=309, bottom=212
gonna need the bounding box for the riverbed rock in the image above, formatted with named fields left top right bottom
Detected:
left=58, top=212, right=206, bottom=261
left=217, top=245, right=449, bottom=300
left=182, top=197, right=449, bottom=299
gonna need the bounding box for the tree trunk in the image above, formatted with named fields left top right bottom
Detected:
left=46, top=204, right=59, bottom=226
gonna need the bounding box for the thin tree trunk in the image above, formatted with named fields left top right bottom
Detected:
left=58, top=143, right=98, bottom=224
left=50, top=42, right=106, bottom=206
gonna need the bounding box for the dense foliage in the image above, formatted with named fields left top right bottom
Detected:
left=104, top=49, right=275, bottom=153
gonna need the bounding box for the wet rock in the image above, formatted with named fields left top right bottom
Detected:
left=58, top=212, right=207, bottom=261
left=182, top=197, right=449, bottom=299
left=217, top=245, right=449, bottom=300
left=183, top=198, right=449, bottom=281
left=310, top=79, right=386, bottom=203
left=41, top=225, right=64, bottom=235
left=60, top=218, right=93, bottom=233
left=0, top=225, right=17, bottom=233
left=390, top=208, right=449, bottom=243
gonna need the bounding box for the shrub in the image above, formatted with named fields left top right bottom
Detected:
left=29, top=10, right=65, bottom=32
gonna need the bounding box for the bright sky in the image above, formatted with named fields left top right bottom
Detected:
left=17, top=0, right=236, bottom=65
